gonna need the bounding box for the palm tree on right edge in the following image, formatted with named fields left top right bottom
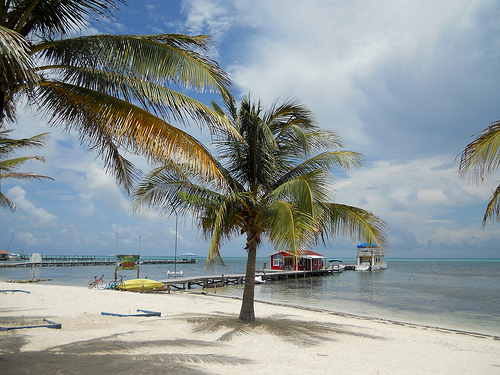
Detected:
left=134, top=95, right=388, bottom=323
left=459, top=120, right=500, bottom=226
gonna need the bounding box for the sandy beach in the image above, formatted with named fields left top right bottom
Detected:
left=1, top=281, right=499, bottom=374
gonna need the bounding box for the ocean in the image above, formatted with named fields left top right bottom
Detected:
left=1, top=258, right=499, bottom=337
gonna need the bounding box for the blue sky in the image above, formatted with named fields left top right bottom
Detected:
left=1, top=0, right=500, bottom=259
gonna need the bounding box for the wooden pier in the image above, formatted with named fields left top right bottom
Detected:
left=162, top=268, right=342, bottom=290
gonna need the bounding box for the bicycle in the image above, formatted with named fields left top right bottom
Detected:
left=88, top=274, right=105, bottom=289
left=106, top=274, right=126, bottom=291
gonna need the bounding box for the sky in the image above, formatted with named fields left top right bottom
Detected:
left=1, top=0, right=500, bottom=259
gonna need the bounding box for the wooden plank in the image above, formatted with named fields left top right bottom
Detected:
left=0, top=318, right=61, bottom=331
left=101, top=309, right=161, bottom=317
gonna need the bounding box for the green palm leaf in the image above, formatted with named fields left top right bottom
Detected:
left=459, top=121, right=500, bottom=182
left=34, top=34, right=231, bottom=99
left=39, top=65, right=229, bottom=128
left=264, top=200, right=318, bottom=252
left=37, top=80, right=224, bottom=191
left=318, top=203, right=388, bottom=248
left=483, top=185, right=500, bottom=226
left=0, top=25, right=38, bottom=121
left=459, top=121, right=500, bottom=226
left=2, top=2, right=234, bottom=192
left=3, top=0, right=122, bottom=37
left=0, top=130, right=52, bottom=211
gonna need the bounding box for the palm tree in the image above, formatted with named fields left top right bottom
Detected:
left=0, top=129, right=53, bottom=211
left=133, top=95, right=388, bottom=323
left=0, top=0, right=232, bottom=193
left=459, top=120, right=500, bottom=226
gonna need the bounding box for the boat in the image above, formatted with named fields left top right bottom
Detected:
left=327, top=260, right=345, bottom=272
left=355, top=243, right=387, bottom=271
left=7, top=253, right=21, bottom=261
left=255, top=275, right=266, bottom=284
left=166, top=215, right=185, bottom=277
left=121, top=279, right=164, bottom=291
left=4, top=233, right=21, bottom=261
left=167, top=270, right=183, bottom=277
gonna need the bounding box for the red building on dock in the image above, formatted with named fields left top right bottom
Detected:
left=268, top=250, right=326, bottom=271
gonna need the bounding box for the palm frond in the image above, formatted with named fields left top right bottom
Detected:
left=263, top=200, right=318, bottom=252
left=269, top=177, right=315, bottom=215
left=34, top=33, right=231, bottom=99
left=0, top=128, right=52, bottom=211
left=266, top=97, right=317, bottom=133
left=0, top=170, right=53, bottom=181
left=6, top=0, right=122, bottom=37
left=275, top=151, right=362, bottom=187
left=0, top=25, right=38, bottom=121
left=459, top=121, right=500, bottom=184
left=134, top=164, right=194, bottom=212
left=0, top=155, right=44, bottom=170
left=0, top=25, right=37, bottom=83
left=90, top=134, right=140, bottom=194
left=39, top=65, right=232, bottom=130
left=319, top=203, right=388, bottom=249
left=133, top=161, right=229, bottom=215
left=0, top=130, right=50, bottom=156
left=0, top=191, right=16, bottom=211
left=483, top=184, right=500, bottom=226
left=206, top=200, right=230, bottom=265
left=37, top=80, right=224, bottom=183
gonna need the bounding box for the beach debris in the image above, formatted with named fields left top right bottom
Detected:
left=6, top=278, right=52, bottom=283
left=100, top=309, right=161, bottom=317
left=0, top=289, right=30, bottom=294
left=0, top=318, right=61, bottom=331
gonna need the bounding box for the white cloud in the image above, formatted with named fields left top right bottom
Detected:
left=8, top=186, right=57, bottom=227
left=84, top=164, right=132, bottom=213
left=2, top=1, right=499, bottom=258
left=331, top=154, right=496, bottom=253
left=182, top=0, right=235, bottom=41
left=221, top=0, right=500, bottom=159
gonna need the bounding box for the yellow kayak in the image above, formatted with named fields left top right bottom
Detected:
left=122, top=279, right=164, bottom=291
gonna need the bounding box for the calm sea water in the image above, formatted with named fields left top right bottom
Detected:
left=1, top=258, right=499, bottom=336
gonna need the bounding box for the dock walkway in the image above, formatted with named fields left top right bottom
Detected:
left=162, top=268, right=342, bottom=290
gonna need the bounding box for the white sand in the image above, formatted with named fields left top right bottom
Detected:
left=1, top=281, right=499, bottom=374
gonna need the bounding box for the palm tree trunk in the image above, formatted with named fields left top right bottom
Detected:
left=239, top=238, right=257, bottom=323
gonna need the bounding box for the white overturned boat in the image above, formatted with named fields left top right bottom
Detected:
left=255, top=276, right=266, bottom=284
left=167, top=270, right=183, bottom=277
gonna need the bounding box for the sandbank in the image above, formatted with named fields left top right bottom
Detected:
left=0, top=281, right=499, bottom=374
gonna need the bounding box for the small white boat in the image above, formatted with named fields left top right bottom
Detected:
left=255, top=276, right=266, bottom=284
left=8, top=253, right=21, bottom=261
left=327, top=260, right=345, bottom=272
left=167, top=270, right=183, bottom=277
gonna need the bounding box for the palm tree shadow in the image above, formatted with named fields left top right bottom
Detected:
left=0, top=331, right=251, bottom=375
left=184, top=312, right=384, bottom=347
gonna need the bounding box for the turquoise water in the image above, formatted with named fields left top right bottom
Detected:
left=1, top=258, right=499, bottom=336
